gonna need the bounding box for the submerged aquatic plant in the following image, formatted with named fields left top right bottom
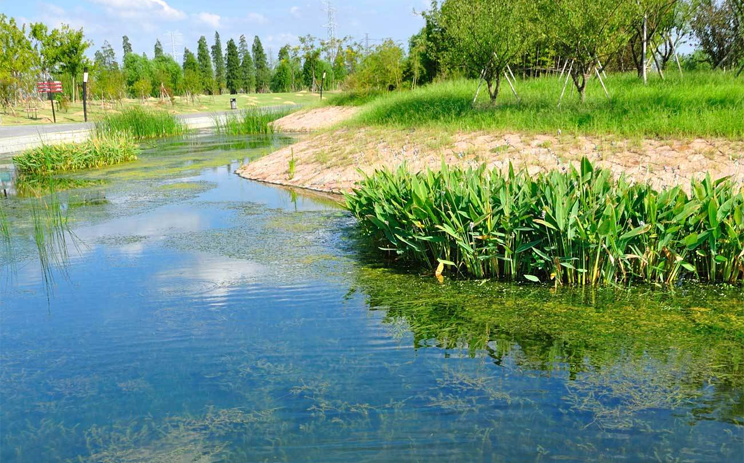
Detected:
left=13, top=134, right=138, bottom=176
left=214, top=107, right=290, bottom=135
left=345, top=159, right=744, bottom=286
left=95, top=107, right=186, bottom=140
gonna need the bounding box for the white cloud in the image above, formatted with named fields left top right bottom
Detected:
left=194, top=12, right=221, bottom=28
left=289, top=6, right=301, bottom=18
left=246, top=12, right=269, bottom=24
left=89, top=0, right=186, bottom=21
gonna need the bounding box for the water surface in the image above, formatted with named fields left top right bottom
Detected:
left=1, top=133, right=742, bottom=462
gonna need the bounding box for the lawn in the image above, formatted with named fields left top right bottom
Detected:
left=333, top=71, right=744, bottom=139
left=0, top=92, right=323, bottom=126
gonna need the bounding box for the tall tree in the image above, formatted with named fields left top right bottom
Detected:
left=56, top=24, right=92, bottom=103
left=197, top=36, right=215, bottom=94
left=692, top=0, right=743, bottom=69
left=0, top=14, right=35, bottom=110
left=183, top=48, right=198, bottom=73
left=154, top=39, right=164, bottom=59
left=239, top=35, right=255, bottom=93
left=29, top=23, right=60, bottom=75
left=182, top=48, right=201, bottom=101
left=211, top=32, right=225, bottom=94
left=252, top=36, right=270, bottom=92
left=225, top=38, right=241, bottom=94
left=441, top=0, right=536, bottom=103
left=94, top=41, right=118, bottom=70
left=541, top=0, right=634, bottom=101
left=122, top=35, right=132, bottom=56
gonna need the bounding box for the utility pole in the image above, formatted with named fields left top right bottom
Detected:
left=365, top=33, right=369, bottom=55
left=323, top=0, right=338, bottom=61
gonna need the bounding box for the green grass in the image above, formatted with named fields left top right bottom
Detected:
left=13, top=134, right=139, bottom=176
left=345, top=159, right=744, bottom=286
left=214, top=107, right=291, bottom=135
left=95, top=107, right=185, bottom=140
left=338, top=72, right=744, bottom=139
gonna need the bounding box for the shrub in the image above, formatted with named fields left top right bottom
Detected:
left=346, top=159, right=744, bottom=286
left=13, top=134, right=138, bottom=175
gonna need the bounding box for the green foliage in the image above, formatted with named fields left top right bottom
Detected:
left=213, top=107, right=290, bottom=135
left=122, top=36, right=132, bottom=56
left=252, top=36, right=270, bottom=93
left=692, top=0, right=743, bottom=69
left=348, top=72, right=744, bottom=139
left=348, top=40, right=405, bottom=92
left=95, top=107, right=185, bottom=140
left=197, top=36, right=215, bottom=94
left=225, top=39, right=241, bottom=94
left=212, top=32, right=225, bottom=94
left=0, top=15, right=35, bottom=108
left=239, top=35, right=256, bottom=93
left=346, top=159, right=744, bottom=285
left=271, top=60, right=293, bottom=93
left=440, top=0, right=536, bottom=102
left=13, top=134, right=139, bottom=175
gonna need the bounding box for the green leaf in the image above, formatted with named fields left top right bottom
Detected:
left=524, top=275, right=540, bottom=283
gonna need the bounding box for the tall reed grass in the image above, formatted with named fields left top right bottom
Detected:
left=13, top=134, right=138, bottom=176
left=214, top=107, right=291, bottom=135
left=346, top=159, right=744, bottom=286
left=342, top=72, right=744, bottom=139
left=96, top=107, right=185, bottom=140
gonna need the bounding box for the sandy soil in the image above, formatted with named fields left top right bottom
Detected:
left=238, top=107, right=744, bottom=194
left=271, top=107, right=360, bottom=132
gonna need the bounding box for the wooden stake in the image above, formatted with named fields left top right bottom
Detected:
left=642, top=14, right=648, bottom=85
left=507, top=64, right=517, bottom=83
left=595, top=66, right=610, bottom=100
left=558, top=60, right=574, bottom=107
left=473, top=67, right=486, bottom=105
left=559, top=59, right=568, bottom=79
left=504, top=70, right=520, bottom=102
left=651, top=48, right=665, bottom=80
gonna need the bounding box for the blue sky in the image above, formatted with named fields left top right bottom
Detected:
left=1, top=0, right=428, bottom=62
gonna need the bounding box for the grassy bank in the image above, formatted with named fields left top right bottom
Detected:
left=95, top=107, right=185, bottom=140
left=346, top=159, right=744, bottom=286
left=214, top=108, right=291, bottom=135
left=13, top=134, right=138, bottom=175
left=332, top=72, right=744, bottom=139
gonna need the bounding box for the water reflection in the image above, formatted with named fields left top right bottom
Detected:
left=0, top=132, right=741, bottom=462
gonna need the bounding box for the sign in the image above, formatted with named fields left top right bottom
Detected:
left=36, top=81, right=63, bottom=94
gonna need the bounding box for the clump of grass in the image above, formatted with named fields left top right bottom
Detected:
left=348, top=72, right=744, bottom=139
left=214, top=107, right=290, bottom=135
left=13, top=134, right=138, bottom=176
left=96, top=107, right=185, bottom=140
left=288, top=148, right=296, bottom=180
left=346, top=159, right=744, bottom=286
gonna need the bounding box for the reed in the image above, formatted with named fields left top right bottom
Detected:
left=95, top=107, right=185, bottom=140
left=345, top=159, right=744, bottom=286
left=214, top=107, right=290, bottom=135
left=13, top=134, right=138, bottom=176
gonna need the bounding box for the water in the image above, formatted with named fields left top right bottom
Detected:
left=1, top=133, right=742, bottom=462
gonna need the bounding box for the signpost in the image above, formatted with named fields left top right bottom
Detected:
left=36, top=80, right=63, bottom=123
left=320, top=72, right=326, bottom=100
left=83, top=67, right=89, bottom=122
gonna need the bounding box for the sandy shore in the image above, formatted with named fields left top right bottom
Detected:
left=239, top=107, right=744, bottom=194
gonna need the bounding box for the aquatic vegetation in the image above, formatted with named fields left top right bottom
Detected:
left=13, top=134, right=138, bottom=176
left=13, top=175, right=106, bottom=198
left=346, top=159, right=744, bottom=285
left=214, top=107, right=291, bottom=135
left=95, top=107, right=186, bottom=140
left=288, top=148, right=296, bottom=180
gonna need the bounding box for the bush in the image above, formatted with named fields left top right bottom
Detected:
left=13, top=134, right=138, bottom=175
left=346, top=159, right=744, bottom=286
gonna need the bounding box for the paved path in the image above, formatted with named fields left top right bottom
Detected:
left=0, top=106, right=298, bottom=158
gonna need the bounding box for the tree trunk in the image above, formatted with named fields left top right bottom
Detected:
left=571, top=70, right=587, bottom=103
left=486, top=74, right=501, bottom=104
left=72, top=76, right=77, bottom=103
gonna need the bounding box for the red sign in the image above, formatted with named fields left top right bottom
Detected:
left=36, top=81, right=63, bottom=93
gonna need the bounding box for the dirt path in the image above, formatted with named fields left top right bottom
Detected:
left=239, top=108, right=744, bottom=194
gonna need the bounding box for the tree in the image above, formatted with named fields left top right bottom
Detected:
left=239, top=35, right=255, bottom=93
left=407, top=1, right=449, bottom=87
left=152, top=53, right=183, bottom=99
left=627, top=0, right=680, bottom=81
left=183, top=48, right=198, bottom=73
left=541, top=0, right=634, bottom=101
left=123, top=52, right=152, bottom=97
left=252, top=36, right=270, bottom=92
left=225, top=38, right=241, bottom=94
left=212, top=32, right=225, bottom=94
left=441, top=0, right=536, bottom=104
left=122, top=35, right=132, bottom=56
left=271, top=60, right=293, bottom=92
left=29, top=23, right=60, bottom=75
left=348, top=40, right=404, bottom=92
left=154, top=39, right=164, bottom=59
left=692, top=0, right=743, bottom=69
left=197, top=36, right=215, bottom=94
left=56, top=24, right=92, bottom=103
left=332, top=46, right=347, bottom=84
left=182, top=48, right=201, bottom=102
left=94, top=41, right=118, bottom=70
left=0, top=14, right=35, bottom=110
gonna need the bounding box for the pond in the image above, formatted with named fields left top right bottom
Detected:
left=0, top=133, right=742, bottom=462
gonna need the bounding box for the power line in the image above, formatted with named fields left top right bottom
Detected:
left=163, top=30, right=183, bottom=62
left=323, top=0, right=338, bottom=60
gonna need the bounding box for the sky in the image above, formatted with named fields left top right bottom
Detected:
left=1, top=0, right=428, bottom=62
